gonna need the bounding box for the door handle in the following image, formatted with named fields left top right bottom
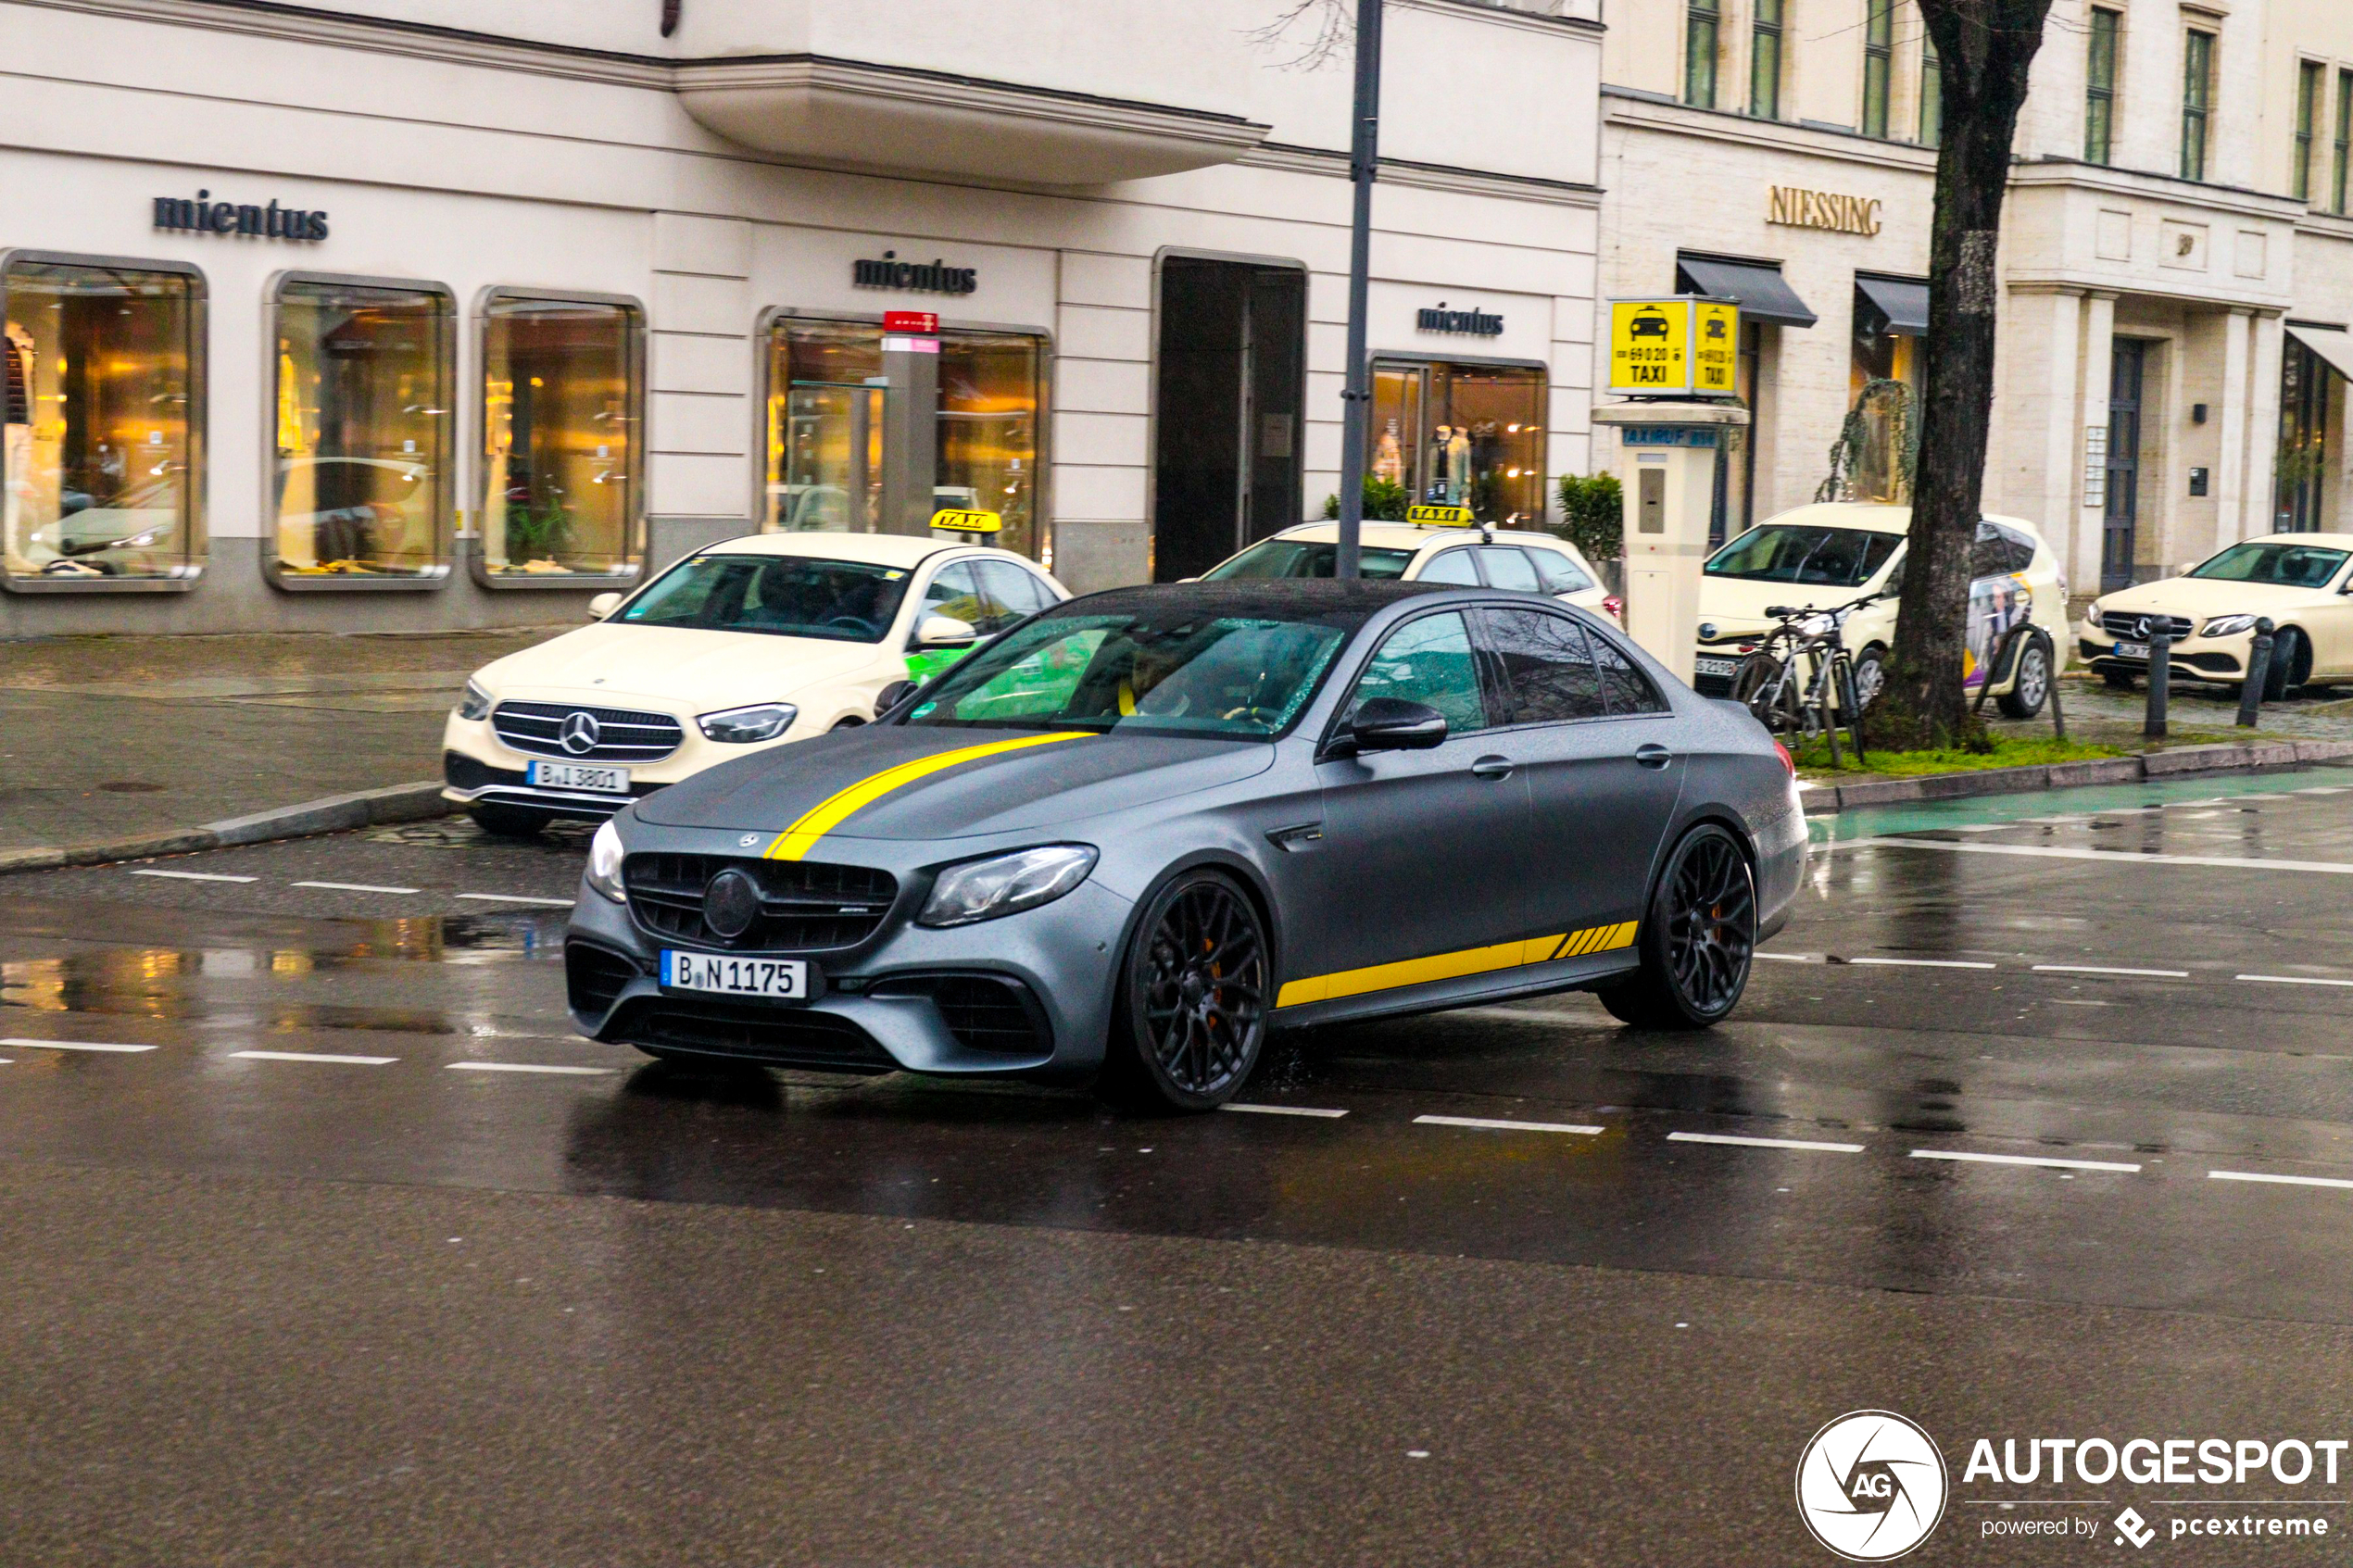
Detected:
left=1635, top=743, right=1673, bottom=771
left=1470, top=755, right=1516, bottom=781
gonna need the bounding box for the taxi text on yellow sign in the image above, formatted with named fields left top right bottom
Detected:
left=929, top=508, right=1003, bottom=533
left=1405, top=504, right=1476, bottom=526
left=1607, top=297, right=1741, bottom=398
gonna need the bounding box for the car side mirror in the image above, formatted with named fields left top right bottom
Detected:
left=587, top=592, right=622, bottom=621
left=875, top=679, right=917, bottom=715
left=912, top=614, right=977, bottom=649
left=1339, top=697, right=1449, bottom=757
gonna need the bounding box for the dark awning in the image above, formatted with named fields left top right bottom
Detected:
left=1855, top=273, right=1931, bottom=338
left=1675, top=255, right=1818, bottom=329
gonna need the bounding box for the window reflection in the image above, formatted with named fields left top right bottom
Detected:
left=938, top=332, right=1041, bottom=558
left=3, top=259, right=200, bottom=585
left=1368, top=360, right=1545, bottom=523
left=272, top=279, right=451, bottom=582
left=481, top=297, right=641, bottom=579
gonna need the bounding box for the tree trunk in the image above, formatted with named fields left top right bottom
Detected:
left=1874, top=0, right=2053, bottom=750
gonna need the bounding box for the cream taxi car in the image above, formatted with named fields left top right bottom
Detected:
left=443, top=532, right=1066, bottom=834
left=2082, top=533, right=2353, bottom=699
left=1693, top=502, right=2070, bottom=718
left=1201, top=520, right=1620, bottom=621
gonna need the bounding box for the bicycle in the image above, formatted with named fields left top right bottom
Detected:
left=1712, top=596, right=1874, bottom=768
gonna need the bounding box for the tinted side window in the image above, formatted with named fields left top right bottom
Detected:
left=1968, top=521, right=2013, bottom=581
left=1995, top=523, right=2037, bottom=576
left=1480, top=608, right=1606, bottom=722
left=1344, top=611, right=1490, bottom=736
left=923, top=561, right=1021, bottom=636
left=1476, top=546, right=1541, bottom=592
left=978, top=558, right=1055, bottom=618
left=1591, top=632, right=1669, bottom=715
left=1417, top=548, right=1481, bottom=585
left=1527, top=546, right=1596, bottom=595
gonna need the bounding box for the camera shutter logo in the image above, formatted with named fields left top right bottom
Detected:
left=1794, top=1411, right=1948, bottom=1562
left=559, top=711, right=602, bottom=756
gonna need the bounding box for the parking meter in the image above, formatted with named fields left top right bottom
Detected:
left=1589, top=402, right=1749, bottom=685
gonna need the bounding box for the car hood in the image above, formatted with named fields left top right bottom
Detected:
left=2095, top=578, right=2332, bottom=619
left=634, top=722, right=1278, bottom=844
left=476, top=623, right=885, bottom=711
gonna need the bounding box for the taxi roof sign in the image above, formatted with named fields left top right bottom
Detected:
left=1405, top=503, right=1476, bottom=526
left=929, top=508, right=1003, bottom=533
left=1607, top=297, right=1740, bottom=399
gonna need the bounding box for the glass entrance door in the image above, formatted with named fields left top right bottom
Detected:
left=2101, top=339, right=2146, bottom=592
left=1368, top=360, right=1545, bottom=523
left=778, top=383, right=881, bottom=533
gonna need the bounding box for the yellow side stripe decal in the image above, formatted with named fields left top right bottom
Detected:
left=764, top=733, right=1089, bottom=861
left=1275, top=921, right=1638, bottom=1010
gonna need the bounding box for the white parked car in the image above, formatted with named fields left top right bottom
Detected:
left=1693, top=502, right=2070, bottom=718
left=442, top=532, right=1067, bottom=834
left=2082, top=533, right=2353, bottom=699
left=1201, top=521, right=1619, bottom=621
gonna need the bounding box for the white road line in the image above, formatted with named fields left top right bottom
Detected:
left=1415, top=1113, right=1605, bottom=1135
left=0, top=1036, right=156, bottom=1053
left=1667, top=1131, right=1866, bottom=1154
left=1221, top=1102, right=1348, bottom=1119
left=447, top=1061, right=615, bottom=1076
left=1831, top=837, right=2353, bottom=875
left=2032, top=964, right=2192, bottom=979
left=1755, top=952, right=1820, bottom=964
left=290, top=881, right=421, bottom=895
left=1910, top=1148, right=2142, bottom=1173
left=230, top=1049, right=397, bottom=1066
left=2294, top=787, right=2350, bottom=796
left=2208, top=1170, right=2353, bottom=1190
left=131, top=869, right=257, bottom=884
left=454, top=893, right=575, bottom=908
left=2238, top=973, right=2353, bottom=988
left=1849, top=957, right=1999, bottom=970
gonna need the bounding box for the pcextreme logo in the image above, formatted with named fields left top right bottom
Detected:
left=1796, top=1411, right=1951, bottom=1562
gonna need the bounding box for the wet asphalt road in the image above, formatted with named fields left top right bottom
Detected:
left=9, top=780, right=2353, bottom=1565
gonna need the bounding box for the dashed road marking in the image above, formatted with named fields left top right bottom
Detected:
left=1851, top=957, right=1999, bottom=970
left=1910, top=1148, right=2142, bottom=1173
left=455, top=893, right=575, bottom=908
left=2208, top=1170, right=2353, bottom=1190
left=2032, top=964, right=2192, bottom=979
left=1221, top=1102, right=1348, bottom=1119
left=447, top=1061, right=615, bottom=1076
left=1667, top=1131, right=1865, bottom=1153
left=1835, top=838, right=2353, bottom=875
left=0, top=1036, right=155, bottom=1053
left=230, top=1049, right=397, bottom=1066
left=132, top=869, right=257, bottom=884
left=1415, top=1113, right=1605, bottom=1135
left=290, top=881, right=421, bottom=895
left=1755, top=952, right=1820, bottom=964
left=2237, top=973, right=2353, bottom=988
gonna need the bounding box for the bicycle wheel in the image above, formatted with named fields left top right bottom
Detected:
left=1732, top=654, right=1805, bottom=736
left=1834, top=654, right=1868, bottom=764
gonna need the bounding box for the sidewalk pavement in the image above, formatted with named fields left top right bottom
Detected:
left=0, top=628, right=568, bottom=863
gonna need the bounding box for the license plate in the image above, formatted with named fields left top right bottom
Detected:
left=662, top=950, right=810, bottom=999
left=529, top=759, right=630, bottom=794
left=2112, top=640, right=2148, bottom=660
left=1694, top=656, right=1740, bottom=678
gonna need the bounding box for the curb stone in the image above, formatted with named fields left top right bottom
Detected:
left=1801, top=739, right=2353, bottom=814
left=0, top=782, right=453, bottom=875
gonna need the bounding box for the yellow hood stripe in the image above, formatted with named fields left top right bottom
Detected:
left=763, top=732, right=1089, bottom=861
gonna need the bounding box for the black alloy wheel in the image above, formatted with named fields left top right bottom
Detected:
left=1599, top=824, right=1756, bottom=1031
left=2263, top=627, right=2309, bottom=703
left=1995, top=633, right=2053, bottom=719
left=1108, top=871, right=1270, bottom=1110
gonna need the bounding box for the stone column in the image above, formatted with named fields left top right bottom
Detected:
left=2241, top=310, right=2285, bottom=543
left=648, top=212, right=754, bottom=572
left=2212, top=307, right=2254, bottom=561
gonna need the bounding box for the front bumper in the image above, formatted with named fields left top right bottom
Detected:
left=2078, top=632, right=2249, bottom=681
left=441, top=708, right=810, bottom=821
left=562, top=851, right=1134, bottom=1084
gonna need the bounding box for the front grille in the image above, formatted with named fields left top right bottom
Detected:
left=623, top=854, right=899, bottom=952
left=492, top=700, right=684, bottom=763
left=566, top=940, right=643, bottom=1017
left=2101, top=611, right=2194, bottom=642
left=875, top=973, right=1050, bottom=1055
left=2184, top=651, right=2244, bottom=674
left=608, top=997, right=897, bottom=1073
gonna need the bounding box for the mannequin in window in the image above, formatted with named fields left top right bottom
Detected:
left=1372, top=418, right=1404, bottom=484
left=1441, top=423, right=1472, bottom=505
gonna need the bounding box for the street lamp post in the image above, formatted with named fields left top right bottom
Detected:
left=1334, top=0, right=1382, bottom=580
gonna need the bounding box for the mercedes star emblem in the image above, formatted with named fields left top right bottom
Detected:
left=2134, top=616, right=2154, bottom=640
left=702, top=869, right=762, bottom=940
left=559, top=711, right=602, bottom=756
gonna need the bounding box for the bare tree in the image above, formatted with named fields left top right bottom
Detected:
left=1246, top=0, right=1355, bottom=69
left=1870, top=0, right=2056, bottom=749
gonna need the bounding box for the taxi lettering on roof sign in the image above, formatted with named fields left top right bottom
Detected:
left=1607, top=297, right=1741, bottom=397
left=929, top=508, right=1002, bottom=533
left=1405, top=504, right=1476, bottom=526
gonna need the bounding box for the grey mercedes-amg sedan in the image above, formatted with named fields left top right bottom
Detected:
left=563, top=580, right=1807, bottom=1110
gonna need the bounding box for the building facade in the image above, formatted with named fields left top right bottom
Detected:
left=1599, top=0, right=2353, bottom=599
left=0, top=0, right=1603, bottom=635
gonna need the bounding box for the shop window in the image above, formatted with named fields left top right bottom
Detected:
left=1919, top=37, right=1944, bottom=147
left=2085, top=9, right=2120, bottom=165
left=2337, top=69, right=2353, bottom=215
left=1862, top=2, right=1894, bottom=138
left=2, top=256, right=203, bottom=590
left=765, top=317, right=1047, bottom=559
left=1683, top=0, right=1719, bottom=109
left=2277, top=338, right=2335, bottom=533
left=270, top=277, right=453, bottom=586
left=479, top=293, right=642, bottom=583
left=2181, top=29, right=2215, bottom=182
left=2296, top=60, right=2324, bottom=204
left=1750, top=0, right=1783, bottom=119
left=1368, top=360, right=1546, bottom=526
left=1847, top=278, right=1925, bottom=504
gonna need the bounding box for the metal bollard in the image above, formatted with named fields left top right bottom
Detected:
left=2144, top=624, right=2171, bottom=740
left=2236, top=618, right=2276, bottom=728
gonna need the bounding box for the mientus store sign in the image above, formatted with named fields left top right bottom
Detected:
left=153, top=189, right=329, bottom=241
left=852, top=250, right=978, bottom=295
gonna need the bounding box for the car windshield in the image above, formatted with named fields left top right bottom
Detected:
left=2187, top=542, right=2350, bottom=588
left=906, top=607, right=1351, bottom=739
left=1202, top=539, right=1416, bottom=581
left=617, top=553, right=913, bottom=642
left=1705, top=524, right=1901, bottom=587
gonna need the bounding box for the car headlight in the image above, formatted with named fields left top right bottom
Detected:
left=585, top=819, right=627, bottom=903
left=917, top=845, right=1098, bottom=928
left=2201, top=614, right=2259, bottom=639
left=456, top=679, right=494, bottom=721
left=698, top=702, right=798, bottom=743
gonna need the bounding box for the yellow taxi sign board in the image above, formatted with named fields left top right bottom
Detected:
left=1607, top=297, right=1740, bottom=398
left=929, top=508, right=1002, bottom=533
left=1405, top=504, right=1476, bottom=526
